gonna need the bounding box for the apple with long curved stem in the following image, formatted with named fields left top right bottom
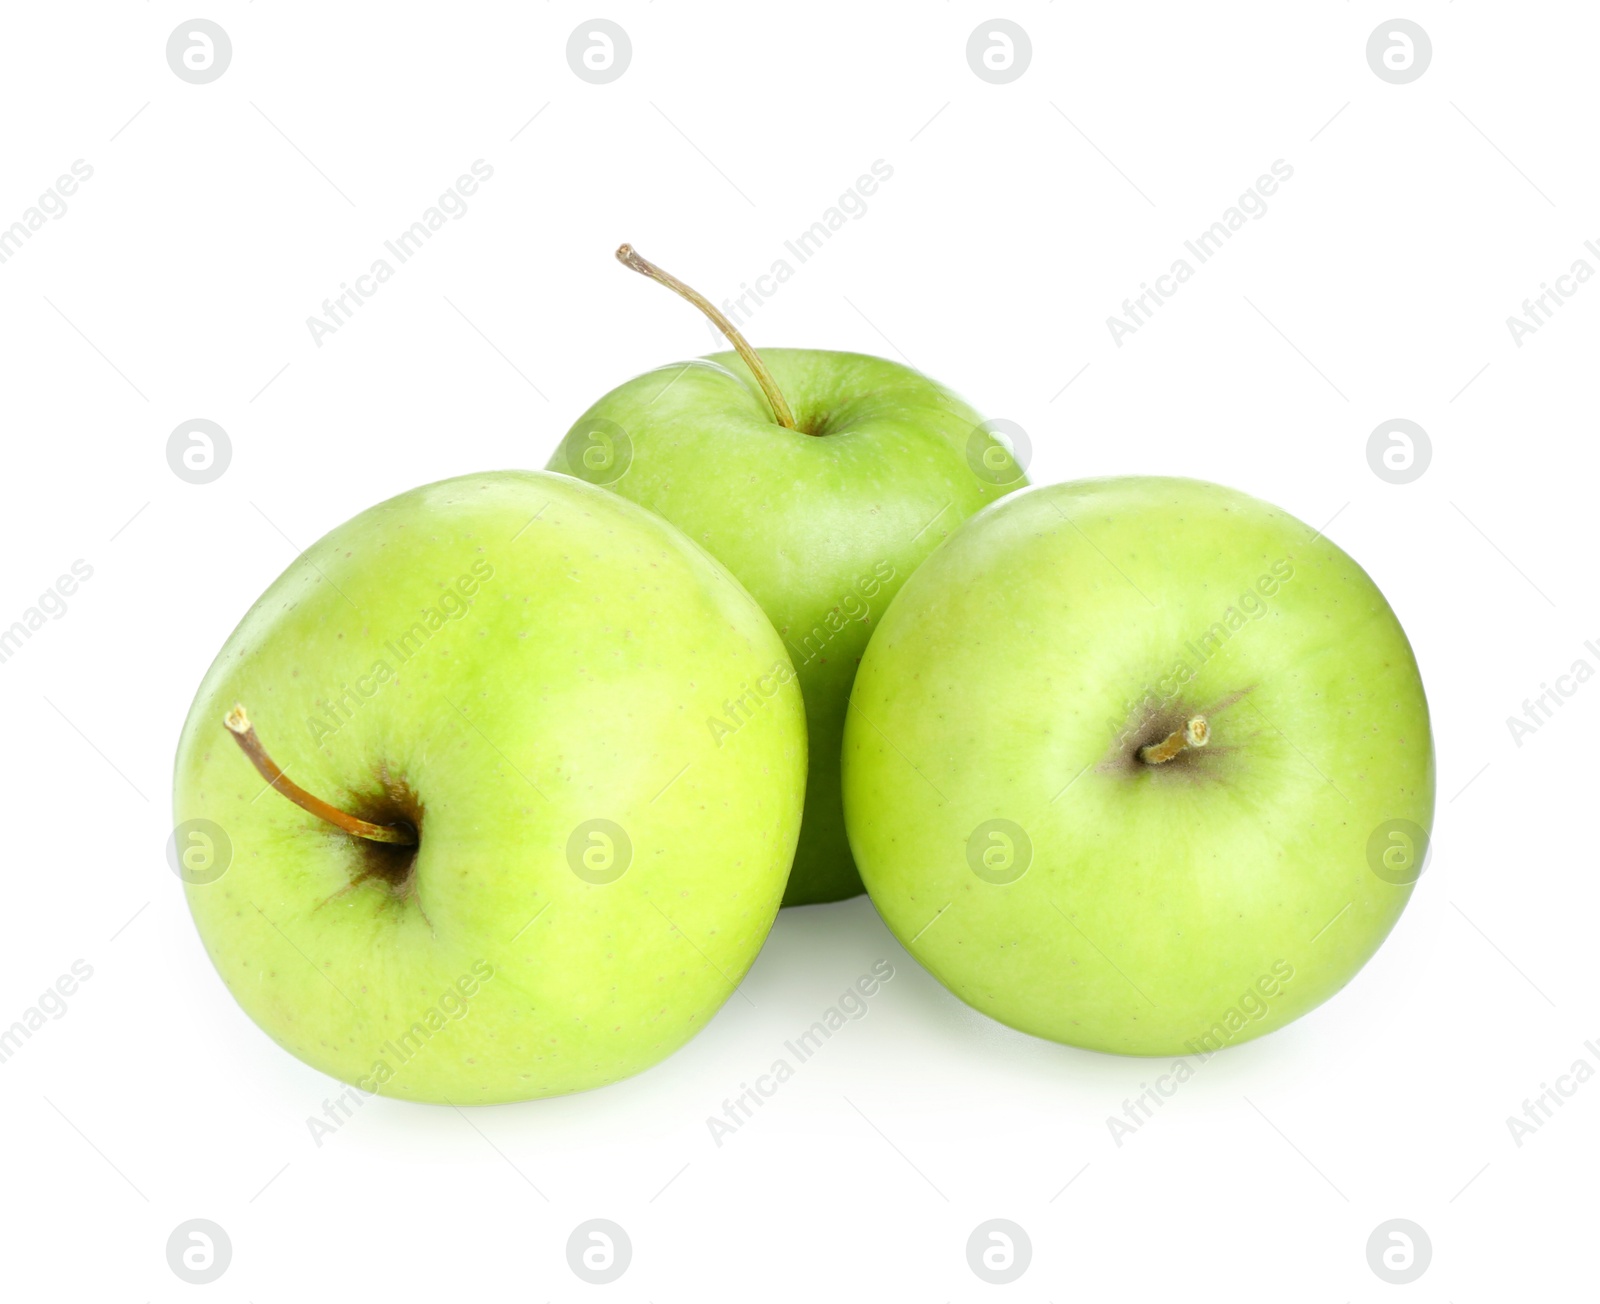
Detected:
left=172, top=471, right=807, bottom=1103
left=548, top=246, right=1029, bottom=906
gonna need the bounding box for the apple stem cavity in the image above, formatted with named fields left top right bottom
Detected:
left=224, top=704, right=418, bottom=846
left=1138, top=715, right=1210, bottom=765
left=615, top=243, right=803, bottom=432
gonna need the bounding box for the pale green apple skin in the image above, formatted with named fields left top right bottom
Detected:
left=173, top=471, right=806, bottom=1103
left=549, top=349, right=1026, bottom=907
left=842, top=477, right=1434, bottom=1056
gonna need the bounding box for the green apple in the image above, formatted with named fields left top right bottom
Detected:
left=842, top=476, right=1433, bottom=1056
left=549, top=246, right=1027, bottom=906
left=172, top=470, right=806, bottom=1104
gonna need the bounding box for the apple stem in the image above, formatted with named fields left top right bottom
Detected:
left=224, top=704, right=417, bottom=846
left=1138, top=715, right=1209, bottom=765
left=615, top=243, right=801, bottom=432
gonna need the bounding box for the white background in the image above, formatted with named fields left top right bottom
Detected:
left=0, top=2, right=1592, bottom=1298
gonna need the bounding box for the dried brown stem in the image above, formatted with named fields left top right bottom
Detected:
left=1138, top=715, right=1210, bottom=765
left=224, top=704, right=417, bottom=845
left=615, top=243, right=800, bottom=431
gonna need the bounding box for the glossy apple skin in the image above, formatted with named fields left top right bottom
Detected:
left=842, top=477, right=1434, bottom=1056
left=172, top=471, right=806, bottom=1103
left=550, top=349, right=1026, bottom=906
